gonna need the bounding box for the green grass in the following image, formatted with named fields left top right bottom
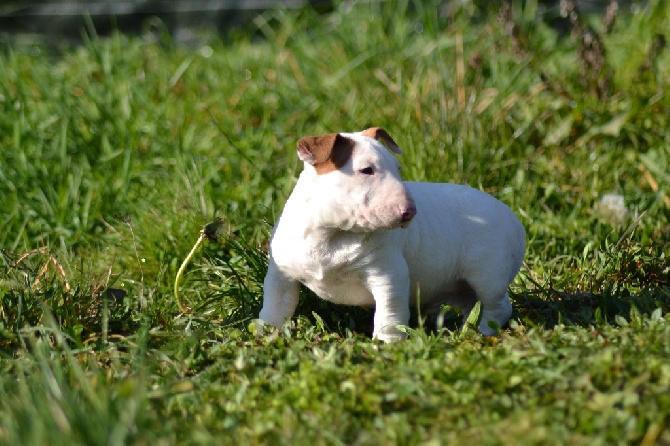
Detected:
left=1, top=0, right=670, bottom=444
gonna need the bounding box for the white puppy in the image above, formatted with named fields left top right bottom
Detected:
left=259, top=127, right=526, bottom=342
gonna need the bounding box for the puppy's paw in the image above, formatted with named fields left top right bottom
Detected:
left=257, top=309, right=288, bottom=330
left=248, top=319, right=271, bottom=336
left=374, top=325, right=408, bottom=343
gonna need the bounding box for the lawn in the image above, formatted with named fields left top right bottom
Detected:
left=1, top=0, right=669, bottom=444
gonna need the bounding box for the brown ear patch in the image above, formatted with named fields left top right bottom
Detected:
left=296, top=133, right=354, bottom=174
left=361, top=127, right=402, bottom=154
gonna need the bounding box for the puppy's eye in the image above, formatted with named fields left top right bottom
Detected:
left=359, top=167, right=374, bottom=175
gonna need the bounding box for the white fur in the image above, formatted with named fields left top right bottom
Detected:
left=259, top=130, right=526, bottom=342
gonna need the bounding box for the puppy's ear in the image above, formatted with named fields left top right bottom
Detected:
left=297, top=133, right=354, bottom=174
left=361, top=127, right=402, bottom=154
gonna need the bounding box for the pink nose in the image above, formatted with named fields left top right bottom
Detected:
left=401, top=204, right=417, bottom=223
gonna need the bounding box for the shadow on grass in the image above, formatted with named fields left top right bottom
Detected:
left=512, top=287, right=670, bottom=329
left=292, top=285, right=670, bottom=338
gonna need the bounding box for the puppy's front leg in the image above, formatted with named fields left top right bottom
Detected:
left=259, top=258, right=300, bottom=329
left=365, top=256, right=411, bottom=342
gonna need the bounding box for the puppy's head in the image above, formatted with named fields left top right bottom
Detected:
left=295, top=127, right=416, bottom=232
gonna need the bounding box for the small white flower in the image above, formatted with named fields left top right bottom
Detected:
left=595, top=193, right=630, bottom=226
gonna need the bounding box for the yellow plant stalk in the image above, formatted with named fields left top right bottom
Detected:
left=174, top=218, right=225, bottom=314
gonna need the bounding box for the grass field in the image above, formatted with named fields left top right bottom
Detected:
left=1, top=0, right=670, bottom=444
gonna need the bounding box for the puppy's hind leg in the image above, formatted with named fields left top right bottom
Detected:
left=476, top=292, right=513, bottom=336
left=464, top=267, right=514, bottom=335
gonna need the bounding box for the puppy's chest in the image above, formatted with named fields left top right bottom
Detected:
left=270, top=232, right=375, bottom=305
left=272, top=232, right=367, bottom=279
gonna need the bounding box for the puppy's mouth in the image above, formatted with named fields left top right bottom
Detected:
left=399, top=220, right=413, bottom=229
